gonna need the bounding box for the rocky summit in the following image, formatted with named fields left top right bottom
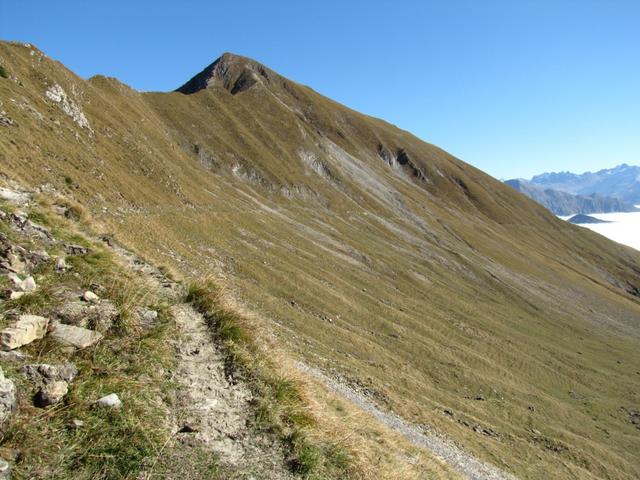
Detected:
left=0, top=42, right=639, bottom=480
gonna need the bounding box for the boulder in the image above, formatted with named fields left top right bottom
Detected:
left=7, top=274, right=37, bottom=292
left=22, top=363, right=78, bottom=384
left=96, top=393, right=121, bottom=408
left=0, top=315, right=49, bottom=350
left=9, top=291, right=24, bottom=300
left=82, top=291, right=99, bottom=303
left=34, top=380, right=68, bottom=407
left=20, top=276, right=37, bottom=292
left=50, top=322, right=102, bottom=349
left=0, top=368, right=17, bottom=428
left=56, top=300, right=118, bottom=331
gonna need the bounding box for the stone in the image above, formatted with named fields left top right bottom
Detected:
left=0, top=368, right=17, bottom=428
left=34, top=381, right=68, bottom=407
left=22, top=363, right=78, bottom=384
left=178, top=423, right=198, bottom=433
left=6, top=273, right=21, bottom=288
left=96, top=393, right=121, bottom=408
left=0, top=315, right=49, bottom=350
left=20, top=276, right=37, bottom=292
left=55, top=301, right=87, bottom=326
left=0, top=187, right=30, bottom=205
left=55, top=257, right=68, bottom=271
left=137, top=308, right=158, bottom=328
left=82, top=291, right=99, bottom=303
left=50, top=322, right=102, bottom=349
left=9, top=291, right=24, bottom=300
left=66, top=244, right=89, bottom=255
left=92, top=300, right=118, bottom=332
left=0, top=459, right=10, bottom=480
left=71, top=419, right=84, bottom=429
left=0, top=350, right=29, bottom=362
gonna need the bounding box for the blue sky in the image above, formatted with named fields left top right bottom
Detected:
left=2, top=0, right=639, bottom=179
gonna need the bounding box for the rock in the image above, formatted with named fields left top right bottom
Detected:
left=6, top=273, right=21, bottom=288
left=0, top=350, right=29, bottom=362
left=0, top=187, right=30, bottom=205
left=71, top=419, right=84, bottom=429
left=89, top=283, right=106, bottom=296
left=50, top=322, right=102, bottom=349
left=0, top=368, right=17, bottom=428
left=569, top=390, right=587, bottom=401
left=56, top=299, right=118, bottom=331
left=8, top=274, right=38, bottom=293
left=22, top=363, right=78, bottom=384
left=55, top=257, right=68, bottom=271
left=0, top=315, right=49, bottom=350
left=24, top=250, right=49, bottom=268
left=137, top=308, right=158, bottom=328
left=474, top=394, right=486, bottom=401
left=20, top=276, right=37, bottom=292
left=55, top=300, right=87, bottom=326
left=34, top=380, right=68, bottom=407
left=0, top=459, right=10, bottom=480
left=65, top=244, right=89, bottom=255
left=9, top=291, right=24, bottom=300
left=178, top=423, right=198, bottom=433
left=92, top=300, right=118, bottom=332
left=82, top=291, right=99, bottom=303
left=6, top=253, right=25, bottom=274
left=96, top=393, right=121, bottom=408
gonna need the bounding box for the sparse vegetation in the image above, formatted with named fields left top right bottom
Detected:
left=0, top=65, right=8, bottom=79
left=0, top=202, right=176, bottom=479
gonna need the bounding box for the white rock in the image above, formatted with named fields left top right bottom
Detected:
left=45, top=84, right=92, bottom=131
left=50, top=321, right=102, bottom=349
left=20, top=276, right=37, bottom=292
left=0, top=187, right=30, bottom=205
left=55, top=257, right=68, bottom=271
left=9, top=291, right=24, bottom=300
left=0, top=458, right=10, bottom=480
left=82, top=291, right=99, bottom=303
left=6, top=273, right=21, bottom=288
left=0, top=367, right=17, bottom=427
left=96, top=393, right=121, bottom=408
left=0, top=315, right=49, bottom=350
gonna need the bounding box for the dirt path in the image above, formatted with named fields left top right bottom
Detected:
left=297, top=362, right=518, bottom=480
left=169, top=303, right=294, bottom=478
left=105, top=240, right=293, bottom=478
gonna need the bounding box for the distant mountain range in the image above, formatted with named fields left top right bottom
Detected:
left=506, top=164, right=640, bottom=215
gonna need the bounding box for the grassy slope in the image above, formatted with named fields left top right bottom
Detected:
left=0, top=42, right=639, bottom=479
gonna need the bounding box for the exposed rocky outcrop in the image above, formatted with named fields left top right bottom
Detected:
left=0, top=315, right=49, bottom=350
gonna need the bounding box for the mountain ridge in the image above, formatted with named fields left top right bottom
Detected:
left=505, top=178, right=638, bottom=215
left=525, top=163, right=640, bottom=204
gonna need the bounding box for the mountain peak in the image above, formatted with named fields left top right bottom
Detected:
left=176, top=52, right=279, bottom=95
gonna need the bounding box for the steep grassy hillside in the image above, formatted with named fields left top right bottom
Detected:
left=1, top=42, right=639, bottom=479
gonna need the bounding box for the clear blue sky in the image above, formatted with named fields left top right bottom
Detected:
left=2, top=0, right=639, bottom=179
